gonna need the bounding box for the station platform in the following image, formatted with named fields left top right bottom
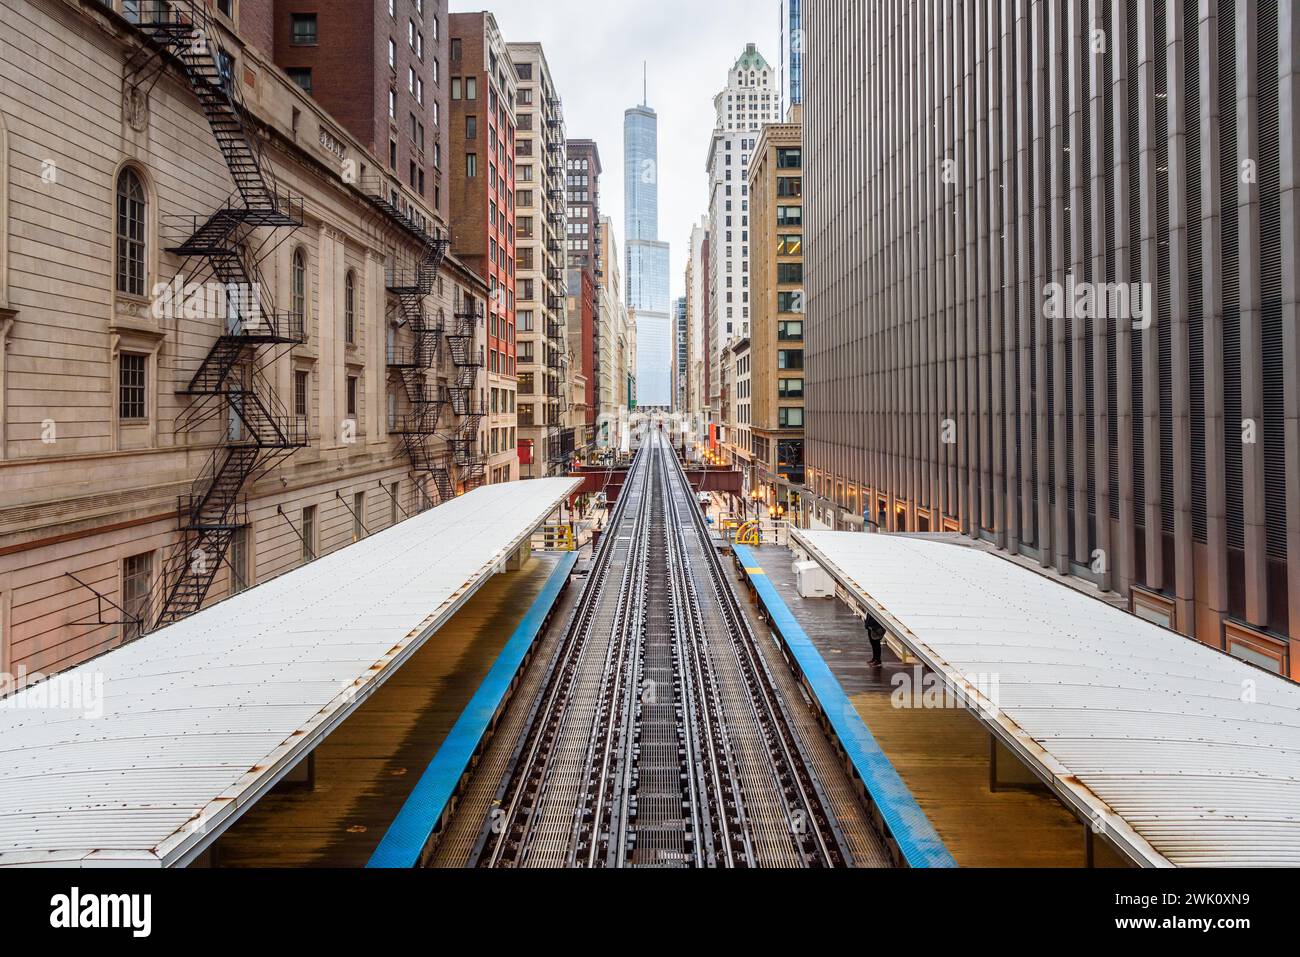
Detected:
left=218, top=553, right=574, bottom=867
left=732, top=544, right=1086, bottom=868
left=789, top=529, right=1300, bottom=868
left=0, top=479, right=581, bottom=868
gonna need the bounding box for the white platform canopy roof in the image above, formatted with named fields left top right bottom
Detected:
left=792, top=529, right=1300, bottom=868
left=0, top=478, right=579, bottom=868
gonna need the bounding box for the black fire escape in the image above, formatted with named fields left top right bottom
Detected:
left=130, top=2, right=307, bottom=628
left=545, top=315, right=574, bottom=472
left=444, top=303, right=487, bottom=493
left=365, top=177, right=452, bottom=505
left=543, top=98, right=573, bottom=475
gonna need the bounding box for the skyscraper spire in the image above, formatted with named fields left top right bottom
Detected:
left=643, top=60, right=648, bottom=106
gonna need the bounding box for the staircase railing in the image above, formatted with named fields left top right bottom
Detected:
left=128, top=1, right=305, bottom=629
left=360, top=173, right=454, bottom=501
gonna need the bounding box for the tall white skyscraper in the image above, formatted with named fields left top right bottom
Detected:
left=705, top=44, right=781, bottom=419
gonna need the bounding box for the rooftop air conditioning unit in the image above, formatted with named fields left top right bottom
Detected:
left=794, top=561, right=834, bottom=599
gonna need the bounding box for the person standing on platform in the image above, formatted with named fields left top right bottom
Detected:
left=864, top=613, right=886, bottom=667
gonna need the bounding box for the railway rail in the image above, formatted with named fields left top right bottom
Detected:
left=465, top=433, right=884, bottom=868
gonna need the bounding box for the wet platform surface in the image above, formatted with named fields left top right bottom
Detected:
left=216, top=553, right=567, bottom=868
left=738, top=545, right=1087, bottom=868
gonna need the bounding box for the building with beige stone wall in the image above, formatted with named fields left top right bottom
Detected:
left=725, top=338, right=752, bottom=479
left=684, top=218, right=709, bottom=418
left=0, top=0, right=485, bottom=678
left=747, top=111, right=804, bottom=507
left=598, top=215, right=632, bottom=419
left=508, top=41, right=571, bottom=476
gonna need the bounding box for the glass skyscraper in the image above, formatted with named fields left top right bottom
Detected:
left=624, top=103, right=672, bottom=407
left=624, top=106, right=659, bottom=242
left=780, top=0, right=803, bottom=115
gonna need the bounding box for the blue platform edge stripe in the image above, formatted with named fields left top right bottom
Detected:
left=732, top=546, right=957, bottom=869
left=367, top=551, right=579, bottom=868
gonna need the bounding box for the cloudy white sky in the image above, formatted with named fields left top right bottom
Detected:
left=451, top=0, right=782, bottom=301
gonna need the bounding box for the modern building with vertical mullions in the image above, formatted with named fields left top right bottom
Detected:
left=624, top=102, right=672, bottom=408
left=804, top=0, right=1300, bottom=678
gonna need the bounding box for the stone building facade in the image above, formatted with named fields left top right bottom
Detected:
left=0, top=0, right=485, bottom=677
left=748, top=112, right=804, bottom=503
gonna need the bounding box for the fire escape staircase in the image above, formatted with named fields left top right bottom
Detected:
left=545, top=326, right=573, bottom=473
left=367, top=177, right=453, bottom=505
left=444, top=307, right=487, bottom=493
left=131, top=2, right=307, bottom=628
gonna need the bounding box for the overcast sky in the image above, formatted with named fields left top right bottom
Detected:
left=451, top=0, right=782, bottom=301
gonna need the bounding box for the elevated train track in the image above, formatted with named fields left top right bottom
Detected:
left=448, top=433, right=888, bottom=868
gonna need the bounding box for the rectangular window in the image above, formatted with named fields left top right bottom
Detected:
left=230, top=526, right=250, bottom=595
left=777, top=291, right=805, bottom=314
left=295, top=369, right=309, bottom=418
left=778, top=320, right=804, bottom=341
left=390, top=481, right=400, bottom=526
left=119, top=352, right=147, bottom=421
left=122, top=552, right=153, bottom=642
left=466, top=153, right=478, bottom=177
left=287, top=68, right=312, bottom=94
left=776, top=234, right=802, bottom=256
left=345, top=281, right=356, bottom=344
left=776, top=206, right=803, bottom=228
left=778, top=350, right=804, bottom=371
left=778, top=378, right=805, bottom=399
left=353, top=492, right=365, bottom=542
left=777, top=176, right=803, bottom=198
left=777, top=262, right=804, bottom=284
left=779, top=407, right=805, bottom=428
left=346, top=375, right=358, bottom=417
left=290, top=13, right=317, bottom=45
left=777, top=147, right=802, bottom=169
left=302, top=506, right=317, bottom=561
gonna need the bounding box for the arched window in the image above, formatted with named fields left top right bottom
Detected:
left=115, top=168, right=147, bottom=297
left=291, top=248, right=307, bottom=323
left=344, top=270, right=356, bottom=344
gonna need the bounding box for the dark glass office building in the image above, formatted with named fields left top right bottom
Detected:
left=804, top=0, right=1300, bottom=678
